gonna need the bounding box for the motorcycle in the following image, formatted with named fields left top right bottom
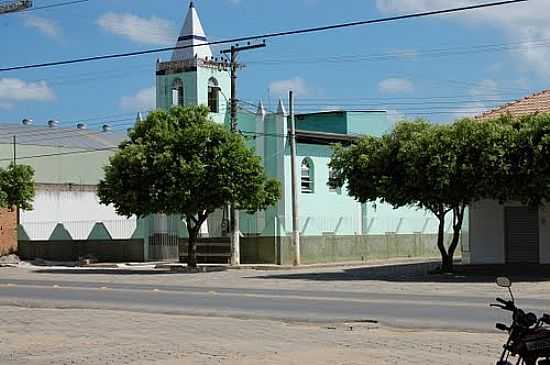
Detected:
left=493, top=276, right=550, bottom=365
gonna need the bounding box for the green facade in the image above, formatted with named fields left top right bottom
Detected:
left=156, top=61, right=231, bottom=124
left=295, top=110, right=390, bottom=136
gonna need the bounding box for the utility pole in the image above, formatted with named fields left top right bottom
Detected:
left=221, top=41, right=266, bottom=266
left=12, top=136, right=16, bottom=166
left=12, top=135, right=19, bottom=226
left=289, top=91, right=301, bottom=265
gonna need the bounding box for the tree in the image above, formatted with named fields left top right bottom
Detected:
left=495, top=113, right=550, bottom=206
left=97, top=105, right=281, bottom=268
left=329, top=118, right=509, bottom=272
left=0, top=163, right=35, bottom=211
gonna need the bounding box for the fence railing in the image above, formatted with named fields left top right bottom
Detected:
left=20, top=218, right=138, bottom=241
left=19, top=212, right=453, bottom=242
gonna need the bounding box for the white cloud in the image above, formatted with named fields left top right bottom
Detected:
left=0, top=78, right=55, bottom=107
left=269, top=77, right=311, bottom=97
left=386, top=109, right=407, bottom=125
left=120, top=86, right=155, bottom=112
left=450, top=79, right=500, bottom=119
left=97, top=13, right=174, bottom=46
left=376, top=0, right=550, bottom=78
left=22, top=15, right=60, bottom=39
left=378, top=78, right=414, bottom=94
left=389, top=48, right=418, bottom=60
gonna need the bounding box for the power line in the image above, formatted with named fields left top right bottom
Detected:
left=0, top=146, right=117, bottom=162
left=244, top=38, right=550, bottom=67
left=15, top=39, right=545, bottom=91
left=0, top=0, right=528, bottom=72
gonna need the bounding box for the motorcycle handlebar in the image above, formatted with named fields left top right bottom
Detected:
left=496, top=297, right=510, bottom=305
left=496, top=323, right=509, bottom=331
left=495, top=297, right=516, bottom=311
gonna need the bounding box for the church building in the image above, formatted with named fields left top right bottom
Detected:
left=149, top=2, right=442, bottom=264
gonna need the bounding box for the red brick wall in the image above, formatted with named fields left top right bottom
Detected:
left=0, top=208, right=17, bottom=256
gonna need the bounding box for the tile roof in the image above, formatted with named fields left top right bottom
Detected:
left=477, top=89, right=550, bottom=121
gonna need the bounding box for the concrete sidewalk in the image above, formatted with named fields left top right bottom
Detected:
left=0, top=306, right=505, bottom=365
left=3, top=258, right=550, bottom=301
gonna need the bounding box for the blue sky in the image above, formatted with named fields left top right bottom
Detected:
left=1, top=0, right=549, bottom=130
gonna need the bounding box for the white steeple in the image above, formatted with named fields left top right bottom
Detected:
left=277, top=99, right=287, bottom=116
left=256, top=100, right=266, bottom=117
left=172, top=1, right=213, bottom=61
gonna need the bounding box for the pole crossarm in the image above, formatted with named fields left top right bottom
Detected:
left=0, top=0, right=32, bottom=14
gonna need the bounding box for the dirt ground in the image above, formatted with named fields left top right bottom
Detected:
left=0, top=306, right=505, bottom=365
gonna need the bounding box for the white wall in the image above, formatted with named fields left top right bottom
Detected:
left=20, top=188, right=135, bottom=240
left=468, top=200, right=550, bottom=264
left=468, top=200, right=506, bottom=264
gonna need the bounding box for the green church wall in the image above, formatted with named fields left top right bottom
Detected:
left=345, top=111, right=390, bottom=136
left=283, top=143, right=361, bottom=236
left=196, top=66, right=231, bottom=124
left=156, top=63, right=231, bottom=125
left=240, top=233, right=451, bottom=265
left=295, top=111, right=347, bottom=134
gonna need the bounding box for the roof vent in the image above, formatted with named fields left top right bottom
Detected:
left=48, top=120, right=58, bottom=128
left=76, top=122, right=87, bottom=130
left=101, top=124, right=112, bottom=132
left=22, top=118, right=32, bottom=126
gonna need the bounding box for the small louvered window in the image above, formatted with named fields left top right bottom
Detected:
left=301, top=158, right=314, bottom=193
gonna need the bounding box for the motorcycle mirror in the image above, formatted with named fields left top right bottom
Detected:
left=496, top=277, right=512, bottom=288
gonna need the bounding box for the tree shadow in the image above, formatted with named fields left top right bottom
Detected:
left=250, top=263, right=550, bottom=283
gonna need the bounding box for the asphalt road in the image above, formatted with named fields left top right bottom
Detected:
left=1, top=277, right=549, bottom=331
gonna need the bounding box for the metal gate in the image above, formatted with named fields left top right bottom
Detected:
left=505, top=207, right=539, bottom=264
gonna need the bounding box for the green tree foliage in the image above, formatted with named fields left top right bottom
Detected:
left=98, top=105, right=281, bottom=268
left=330, top=118, right=510, bottom=272
left=493, top=113, right=550, bottom=206
left=0, top=163, right=35, bottom=211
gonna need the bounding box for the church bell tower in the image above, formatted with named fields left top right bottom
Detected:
left=156, top=1, right=230, bottom=124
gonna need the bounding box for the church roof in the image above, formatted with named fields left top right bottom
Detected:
left=172, top=1, right=213, bottom=61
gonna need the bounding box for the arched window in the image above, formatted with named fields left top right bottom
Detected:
left=301, top=158, right=314, bottom=193
left=208, top=77, right=220, bottom=113
left=172, top=78, right=184, bottom=106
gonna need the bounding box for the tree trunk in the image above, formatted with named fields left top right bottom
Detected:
left=185, top=217, right=199, bottom=269
left=183, top=213, right=209, bottom=269
left=435, top=211, right=451, bottom=273
left=187, top=228, right=198, bottom=268
left=435, top=205, right=466, bottom=273
left=446, top=204, right=466, bottom=273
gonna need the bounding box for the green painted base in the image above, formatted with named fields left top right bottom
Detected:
left=242, top=233, right=454, bottom=266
